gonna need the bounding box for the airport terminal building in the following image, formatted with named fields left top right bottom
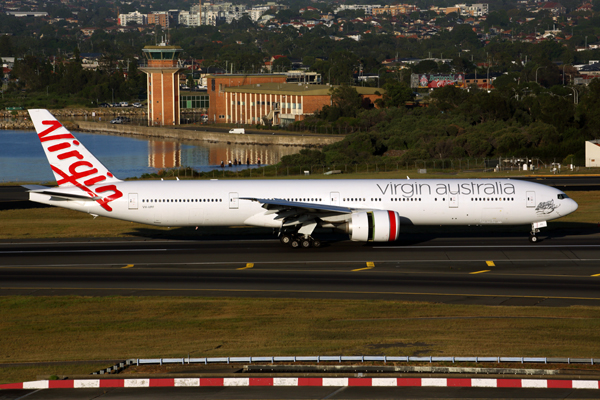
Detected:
left=206, top=74, right=382, bottom=126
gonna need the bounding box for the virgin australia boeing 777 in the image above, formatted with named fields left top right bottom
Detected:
left=24, top=109, right=578, bottom=247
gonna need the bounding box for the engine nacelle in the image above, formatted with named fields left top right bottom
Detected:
left=348, top=210, right=400, bottom=242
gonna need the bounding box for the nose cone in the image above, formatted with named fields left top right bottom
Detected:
left=568, top=198, right=579, bottom=215
left=559, top=198, right=578, bottom=217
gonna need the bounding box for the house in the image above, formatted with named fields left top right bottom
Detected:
left=539, top=2, right=566, bottom=15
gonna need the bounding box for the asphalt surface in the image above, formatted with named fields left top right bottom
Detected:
left=2, top=387, right=600, bottom=399
left=2, top=181, right=600, bottom=399
left=2, top=235, right=600, bottom=306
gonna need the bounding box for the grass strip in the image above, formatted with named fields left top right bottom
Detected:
left=1, top=296, right=600, bottom=384
left=1, top=191, right=598, bottom=240
left=0, top=364, right=111, bottom=385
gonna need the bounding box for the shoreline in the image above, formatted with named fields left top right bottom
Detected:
left=1, top=109, right=344, bottom=147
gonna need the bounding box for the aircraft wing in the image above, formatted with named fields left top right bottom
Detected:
left=240, top=197, right=353, bottom=214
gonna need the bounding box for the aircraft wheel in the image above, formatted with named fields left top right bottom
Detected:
left=300, top=239, right=311, bottom=248
left=280, top=234, right=292, bottom=245
left=290, top=240, right=300, bottom=248
left=311, top=239, right=321, bottom=248
left=529, top=235, right=538, bottom=243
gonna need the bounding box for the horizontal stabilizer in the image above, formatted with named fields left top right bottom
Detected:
left=22, top=185, right=51, bottom=191
left=28, top=188, right=101, bottom=201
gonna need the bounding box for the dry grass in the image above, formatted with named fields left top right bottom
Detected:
left=0, top=364, right=110, bottom=385
left=0, top=207, right=272, bottom=240
left=1, top=297, right=599, bottom=372
left=1, top=191, right=598, bottom=240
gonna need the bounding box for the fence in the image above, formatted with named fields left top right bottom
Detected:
left=191, top=157, right=586, bottom=179
left=93, top=355, right=600, bottom=375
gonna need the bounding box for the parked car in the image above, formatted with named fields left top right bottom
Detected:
left=110, top=118, right=123, bottom=124
left=99, top=103, right=110, bottom=108
left=120, top=102, right=129, bottom=107
left=132, top=102, right=143, bottom=108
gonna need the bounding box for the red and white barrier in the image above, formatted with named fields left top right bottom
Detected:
left=1, top=377, right=599, bottom=390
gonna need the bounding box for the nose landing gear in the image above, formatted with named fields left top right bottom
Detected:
left=529, top=221, right=546, bottom=243
left=529, top=232, right=538, bottom=243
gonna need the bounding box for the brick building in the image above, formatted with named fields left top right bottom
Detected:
left=207, top=74, right=382, bottom=125
left=148, top=12, right=169, bottom=28
left=372, top=4, right=418, bottom=16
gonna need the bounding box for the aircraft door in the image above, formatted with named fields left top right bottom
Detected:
left=330, top=192, right=340, bottom=206
left=128, top=193, right=138, bottom=210
left=526, top=191, right=535, bottom=208
left=448, top=195, right=458, bottom=208
left=229, top=192, right=239, bottom=209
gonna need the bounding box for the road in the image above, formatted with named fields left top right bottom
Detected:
left=2, top=235, right=600, bottom=306
left=2, top=386, right=599, bottom=399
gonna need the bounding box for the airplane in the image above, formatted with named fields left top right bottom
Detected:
left=24, top=109, right=578, bottom=248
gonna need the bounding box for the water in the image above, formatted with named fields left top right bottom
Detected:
left=0, top=130, right=300, bottom=183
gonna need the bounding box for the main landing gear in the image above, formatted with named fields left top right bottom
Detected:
left=279, top=233, right=321, bottom=248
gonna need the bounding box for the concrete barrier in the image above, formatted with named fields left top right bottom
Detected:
left=75, top=121, right=342, bottom=147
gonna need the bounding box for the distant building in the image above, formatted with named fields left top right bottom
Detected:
left=333, top=4, right=382, bottom=16
left=451, top=3, right=489, bottom=16
left=148, top=12, right=170, bottom=28
left=119, top=11, right=147, bottom=26
left=539, top=2, right=566, bottom=15
left=6, top=11, right=48, bottom=17
left=372, top=4, right=418, bottom=16
left=178, top=10, right=200, bottom=26
left=585, top=140, right=600, bottom=167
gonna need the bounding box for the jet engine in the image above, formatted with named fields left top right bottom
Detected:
left=347, top=210, right=400, bottom=242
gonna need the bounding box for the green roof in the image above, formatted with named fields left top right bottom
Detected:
left=221, top=82, right=384, bottom=96
left=142, top=45, right=183, bottom=51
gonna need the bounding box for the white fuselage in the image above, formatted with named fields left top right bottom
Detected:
left=30, top=178, right=578, bottom=229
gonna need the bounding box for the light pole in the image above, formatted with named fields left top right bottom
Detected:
left=377, top=67, right=386, bottom=88
left=328, top=66, right=333, bottom=85
left=535, top=66, right=546, bottom=85
left=567, top=86, right=578, bottom=104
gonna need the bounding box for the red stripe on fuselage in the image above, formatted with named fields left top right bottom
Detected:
left=388, top=210, right=396, bottom=241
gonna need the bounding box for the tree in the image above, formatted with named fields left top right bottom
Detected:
left=319, top=85, right=363, bottom=121
left=576, top=78, right=600, bottom=138
left=0, top=36, right=14, bottom=57
left=272, top=56, right=292, bottom=71
left=412, top=60, right=438, bottom=74
left=375, top=81, right=414, bottom=108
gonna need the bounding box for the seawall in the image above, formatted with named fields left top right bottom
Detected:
left=76, top=121, right=343, bottom=147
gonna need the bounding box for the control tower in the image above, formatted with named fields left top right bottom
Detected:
left=139, top=44, right=184, bottom=126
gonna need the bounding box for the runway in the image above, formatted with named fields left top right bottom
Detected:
left=2, top=235, right=600, bottom=306
left=3, top=386, right=600, bottom=399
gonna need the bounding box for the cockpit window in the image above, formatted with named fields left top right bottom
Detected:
left=557, top=194, right=569, bottom=199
